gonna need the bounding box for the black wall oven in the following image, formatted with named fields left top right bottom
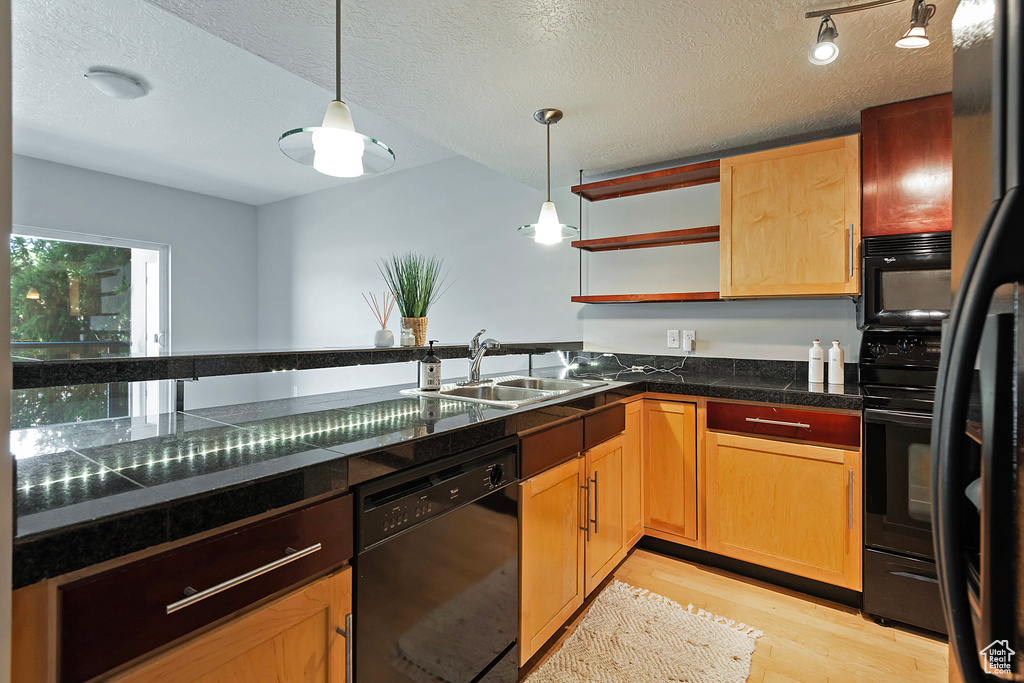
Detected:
left=861, top=232, right=952, bottom=329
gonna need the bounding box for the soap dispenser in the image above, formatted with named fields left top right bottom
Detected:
left=419, top=340, right=442, bottom=391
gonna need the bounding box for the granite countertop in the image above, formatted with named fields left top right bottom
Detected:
left=11, top=341, right=584, bottom=389
left=11, top=356, right=861, bottom=588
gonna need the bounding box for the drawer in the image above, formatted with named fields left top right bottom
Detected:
left=583, top=403, right=626, bottom=450
left=707, top=402, right=860, bottom=448
left=863, top=549, right=946, bottom=634
left=520, top=417, right=583, bottom=479
left=60, top=494, right=353, bottom=683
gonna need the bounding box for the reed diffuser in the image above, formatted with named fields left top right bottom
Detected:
left=363, top=290, right=396, bottom=347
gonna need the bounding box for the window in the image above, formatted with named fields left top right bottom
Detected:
left=10, top=227, right=169, bottom=429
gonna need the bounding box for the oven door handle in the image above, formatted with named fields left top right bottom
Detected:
left=863, top=408, right=933, bottom=428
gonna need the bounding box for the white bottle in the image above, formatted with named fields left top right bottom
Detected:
left=808, top=340, right=825, bottom=383
left=828, top=340, right=845, bottom=386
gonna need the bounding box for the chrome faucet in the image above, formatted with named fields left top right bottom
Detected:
left=467, top=329, right=500, bottom=383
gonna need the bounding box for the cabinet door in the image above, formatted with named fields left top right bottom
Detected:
left=720, top=135, right=861, bottom=298
left=623, top=401, right=644, bottom=547
left=644, top=400, right=698, bottom=541
left=861, top=94, right=952, bottom=236
left=706, top=432, right=862, bottom=590
left=519, top=457, right=586, bottom=666
left=584, top=434, right=626, bottom=595
left=111, top=567, right=352, bottom=682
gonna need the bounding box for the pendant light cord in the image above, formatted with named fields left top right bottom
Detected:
left=335, top=0, right=342, bottom=101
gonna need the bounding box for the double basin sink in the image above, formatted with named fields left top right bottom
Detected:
left=401, top=376, right=607, bottom=408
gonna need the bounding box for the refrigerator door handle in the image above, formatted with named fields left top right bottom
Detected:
left=933, top=189, right=1024, bottom=683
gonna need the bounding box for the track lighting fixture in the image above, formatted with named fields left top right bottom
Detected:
left=895, top=0, right=936, bottom=48
left=809, top=15, right=840, bottom=65
left=805, top=0, right=937, bottom=66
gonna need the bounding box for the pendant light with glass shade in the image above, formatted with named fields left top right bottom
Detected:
left=519, top=109, right=579, bottom=245
left=279, top=0, right=395, bottom=178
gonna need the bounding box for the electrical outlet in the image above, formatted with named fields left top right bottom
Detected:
left=667, top=329, right=680, bottom=348
left=682, top=330, right=696, bottom=352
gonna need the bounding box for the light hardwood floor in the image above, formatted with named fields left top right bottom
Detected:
left=522, top=548, right=949, bottom=683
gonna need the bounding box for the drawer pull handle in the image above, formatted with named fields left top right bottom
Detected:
left=744, top=417, right=811, bottom=429
left=890, top=571, right=939, bottom=585
left=166, top=542, right=322, bottom=614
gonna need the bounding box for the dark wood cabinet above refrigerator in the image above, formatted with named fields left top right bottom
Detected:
left=861, top=93, right=953, bottom=237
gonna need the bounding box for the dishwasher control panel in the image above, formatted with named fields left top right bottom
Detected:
left=358, top=448, right=517, bottom=551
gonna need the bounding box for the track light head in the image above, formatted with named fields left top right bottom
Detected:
left=896, top=0, right=935, bottom=48
left=809, top=15, right=840, bottom=65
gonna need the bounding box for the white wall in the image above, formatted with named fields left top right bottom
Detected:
left=12, top=155, right=260, bottom=407
left=255, top=155, right=581, bottom=397
left=578, top=181, right=862, bottom=361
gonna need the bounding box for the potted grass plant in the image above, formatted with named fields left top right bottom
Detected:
left=377, top=252, right=451, bottom=346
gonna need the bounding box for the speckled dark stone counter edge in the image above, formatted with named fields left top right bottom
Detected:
left=12, top=342, right=585, bottom=389
left=11, top=372, right=861, bottom=588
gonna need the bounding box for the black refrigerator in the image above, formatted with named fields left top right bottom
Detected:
left=934, top=0, right=1024, bottom=680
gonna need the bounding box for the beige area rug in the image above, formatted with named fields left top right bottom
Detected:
left=525, top=580, right=764, bottom=683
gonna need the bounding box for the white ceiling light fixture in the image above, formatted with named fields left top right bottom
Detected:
left=518, top=109, right=578, bottom=245
left=809, top=15, right=840, bottom=65
left=895, top=0, right=936, bottom=48
left=279, top=0, right=395, bottom=178
left=84, top=68, right=148, bottom=100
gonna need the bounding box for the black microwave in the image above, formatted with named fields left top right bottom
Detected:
left=860, top=232, right=952, bottom=329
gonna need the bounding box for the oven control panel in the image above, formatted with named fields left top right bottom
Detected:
left=860, top=330, right=943, bottom=368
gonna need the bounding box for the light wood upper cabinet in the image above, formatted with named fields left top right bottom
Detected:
left=644, top=400, right=698, bottom=541
left=111, top=567, right=352, bottom=682
left=583, top=434, right=627, bottom=595
left=519, top=456, right=587, bottom=666
left=623, top=400, right=644, bottom=546
left=720, top=135, right=861, bottom=298
left=705, top=432, right=862, bottom=590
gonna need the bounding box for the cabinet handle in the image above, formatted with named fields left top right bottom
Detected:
left=335, top=612, right=354, bottom=683
left=592, top=472, right=599, bottom=535
left=166, top=543, right=322, bottom=614
left=848, top=224, right=855, bottom=279
left=890, top=571, right=939, bottom=585
left=744, top=417, right=810, bottom=429
left=580, top=480, right=591, bottom=542
left=848, top=470, right=854, bottom=531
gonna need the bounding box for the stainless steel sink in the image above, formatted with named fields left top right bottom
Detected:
left=440, top=385, right=546, bottom=402
left=496, top=377, right=601, bottom=392
left=399, top=375, right=607, bottom=408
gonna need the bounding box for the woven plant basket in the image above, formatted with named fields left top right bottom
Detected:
left=404, top=317, right=428, bottom=346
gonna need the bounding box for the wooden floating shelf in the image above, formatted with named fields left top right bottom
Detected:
left=571, top=292, right=722, bottom=304
left=572, top=226, right=720, bottom=252
left=571, top=160, right=721, bottom=202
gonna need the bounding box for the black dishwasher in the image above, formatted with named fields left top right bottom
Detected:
left=355, top=437, right=519, bottom=682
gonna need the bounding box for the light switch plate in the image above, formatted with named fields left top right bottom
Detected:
left=667, top=329, right=680, bottom=348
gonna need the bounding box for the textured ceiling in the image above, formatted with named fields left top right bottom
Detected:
left=146, top=0, right=955, bottom=189
left=12, top=0, right=456, bottom=205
